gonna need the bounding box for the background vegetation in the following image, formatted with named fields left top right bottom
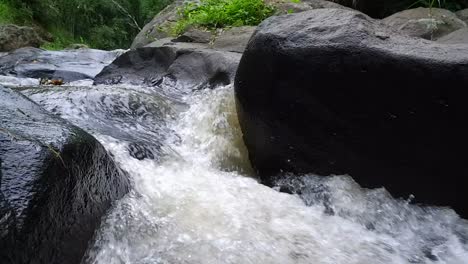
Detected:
left=1, top=0, right=467, bottom=50
left=172, top=0, right=275, bottom=35
left=0, top=0, right=172, bottom=50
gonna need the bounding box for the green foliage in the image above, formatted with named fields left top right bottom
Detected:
left=0, top=0, right=33, bottom=25
left=1, top=0, right=172, bottom=50
left=173, top=0, right=276, bottom=36
left=0, top=2, right=15, bottom=24
left=40, top=28, right=76, bottom=50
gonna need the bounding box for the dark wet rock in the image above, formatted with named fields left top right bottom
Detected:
left=0, top=47, right=123, bottom=82
left=0, top=86, right=130, bottom=263
left=437, top=28, right=468, bottom=44
left=383, top=7, right=467, bottom=40
left=235, top=9, right=467, bottom=217
left=213, top=26, right=257, bottom=53
left=0, top=25, right=44, bottom=52
left=20, top=85, right=181, bottom=164
left=94, top=44, right=241, bottom=95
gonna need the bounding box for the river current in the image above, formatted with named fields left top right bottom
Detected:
left=20, top=84, right=468, bottom=264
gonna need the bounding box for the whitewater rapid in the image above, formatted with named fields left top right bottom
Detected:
left=22, top=84, right=467, bottom=264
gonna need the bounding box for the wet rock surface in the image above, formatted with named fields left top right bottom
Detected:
left=94, top=44, right=241, bottom=96
left=0, top=47, right=123, bottom=82
left=21, top=84, right=180, bottom=164
left=235, top=9, right=467, bottom=217
left=0, top=86, right=130, bottom=264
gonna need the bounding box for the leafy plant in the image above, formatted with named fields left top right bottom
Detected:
left=0, top=1, right=33, bottom=25
left=0, top=2, right=15, bottom=24
left=172, top=0, right=275, bottom=36
left=40, top=28, right=76, bottom=50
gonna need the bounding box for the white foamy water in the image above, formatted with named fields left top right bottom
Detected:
left=24, top=85, right=468, bottom=264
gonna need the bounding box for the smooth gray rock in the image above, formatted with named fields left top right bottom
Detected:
left=383, top=7, right=467, bottom=40
left=235, top=9, right=468, bottom=218
left=213, top=26, right=257, bottom=53
left=145, top=38, right=211, bottom=49
left=173, top=27, right=214, bottom=43
left=437, top=28, right=468, bottom=44
left=131, top=0, right=183, bottom=49
left=456, top=8, right=468, bottom=24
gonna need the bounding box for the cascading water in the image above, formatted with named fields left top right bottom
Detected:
left=21, top=84, right=468, bottom=264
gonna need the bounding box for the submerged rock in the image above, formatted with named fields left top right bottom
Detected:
left=235, top=9, right=467, bottom=217
left=383, top=7, right=467, bottom=40
left=0, top=86, right=130, bottom=263
left=0, top=47, right=123, bottom=83
left=94, top=44, right=241, bottom=95
left=21, top=85, right=177, bottom=164
left=0, top=25, right=44, bottom=52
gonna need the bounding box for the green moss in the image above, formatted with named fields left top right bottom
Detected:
left=172, top=0, right=275, bottom=36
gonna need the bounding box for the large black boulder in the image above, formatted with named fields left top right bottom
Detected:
left=235, top=9, right=467, bottom=217
left=0, top=86, right=130, bottom=263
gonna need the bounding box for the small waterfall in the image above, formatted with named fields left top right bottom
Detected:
left=22, top=84, right=468, bottom=264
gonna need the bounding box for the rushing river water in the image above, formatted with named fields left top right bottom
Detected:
left=19, top=84, right=468, bottom=264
